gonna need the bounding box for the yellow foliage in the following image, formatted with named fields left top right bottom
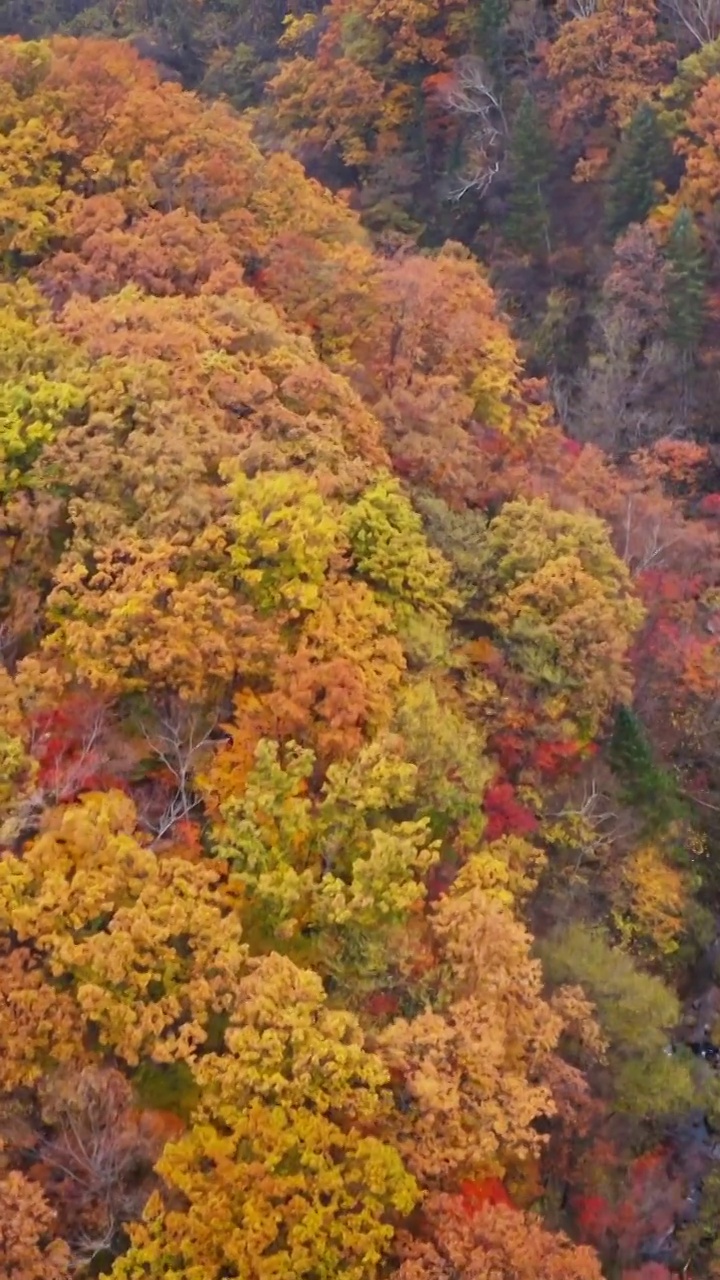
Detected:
left=113, top=953, right=418, bottom=1280
left=227, top=468, right=344, bottom=614
left=617, top=844, right=688, bottom=957
left=0, top=791, right=248, bottom=1065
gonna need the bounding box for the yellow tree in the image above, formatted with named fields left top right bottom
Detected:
left=344, top=476, right=459, bottom=622
left=227, top=468, right=344, bottom=615
left=376, top=883, right=563, bottom=1187
left=211, top=736, right=439, bottom=987
left=477, top=498, right=644, bottom=735
left=0, top=281, right=88, bottom=497
left=0, top=790, right=247, bottom=1066
left=111, top=953, right=418, bottom=1280
left=41, top=531, right=274, bottom=705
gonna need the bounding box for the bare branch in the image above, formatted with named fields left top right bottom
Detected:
left=660, top=0, right=720, bottom=45
left=566, top=0, right=599, bottom=15
left=441, top=56, right=507, bottom=202
left=134, top=698, right=220, bottom=840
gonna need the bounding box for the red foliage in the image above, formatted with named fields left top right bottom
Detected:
left=483, top=782, right=538, bottom=840
left=573, top=1148, right=682, bottom=1266
left=562, top=436, right=583, bottom=458
left=574, top=1193, right=615, bottom=1242
left=637, top=569, right=704, bottom=605
left=698, top=492, right=720, bottom=517
left=530, top=738, right=586, bottom=779
left=460, top=1177, right=516, bottom=1216
left=491, top=731, right=527, bottom=772
left=364, top=991, right=400, bottom=1018
left=29, top=694, right=122, bottom=802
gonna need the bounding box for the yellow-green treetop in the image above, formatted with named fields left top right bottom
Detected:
left=112, top=953, right=418, bottom=1280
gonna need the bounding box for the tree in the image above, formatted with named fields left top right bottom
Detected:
left=477, top=498, right=644, bottom=735
left=0, top=790, right=248, bottom=1066
left=211, top=736, right=440, bottom=988
left=572, top=225, right=679, bottom=452
left=441, top=56, right=507, bottom=201
left=0, top=281, right=89, bottom=496
left=344, top=477, right=459, bottom=622
left=538, top=925, right=696, bottom=1115
left=227, top=468, right=343, bottom=615
left=43, top=531, right=271, bottom=705
left=659, top=0, right=720, bottom=46
left=664, top=206, right=707, bottom=357
left=392, top=1196, right=603, bottom=1279
left=609, top=706, right=683, bottom=821
left=473, top=0, right=510, bottom=79
left=34, top=1066, right=163, bottom=1268
left=672, top=74, right=720, bottom=215
left=377, top=883, right=564, bottom=1187
left=0, top=1171, right=70, bottom=1280
left=544, top=0, right=672, bottom=177
left=605, top=104, right=669, bottom=237
left=505, top=92, right=552, bottom=255
left=111, top=954, right=418, bottom=1280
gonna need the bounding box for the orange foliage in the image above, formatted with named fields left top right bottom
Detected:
left=545, top=0, right=672, bottom=167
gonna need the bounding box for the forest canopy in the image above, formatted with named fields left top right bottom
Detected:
left=2, top=8, right=720, bottom=1280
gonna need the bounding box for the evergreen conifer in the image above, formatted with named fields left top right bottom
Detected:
left=605, top=103, right=669, bottom=238
left=505, top=92, right=552, bottom=255
left=665, top=207, right=707, bottom=357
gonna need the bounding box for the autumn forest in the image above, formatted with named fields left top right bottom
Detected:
left=6, top=0, right=720, bottom=1276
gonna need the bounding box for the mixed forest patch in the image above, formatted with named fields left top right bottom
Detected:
left=3, top=5, right=720, bottom=1278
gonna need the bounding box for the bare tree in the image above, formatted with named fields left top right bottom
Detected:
left=134, top=698, right=220, bottom=840
left=566, top=0, right=599, bottom=17
left=441, top=56, right=507, bottom=201
left=36, top=1067, right=160, bottom=1269
left=660, top=0, right=720, bottom=45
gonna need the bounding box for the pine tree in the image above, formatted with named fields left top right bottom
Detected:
left=504, top=92, right=552, bottom=255
left=473, top=0, right=509, bottom=81
left=605, top=103, right=669, bottom=238
left=665, top=207, right=707, bottom=357
left=610, top=706, right=656, bottom=794
left=609, top=705, right=683, bottom=824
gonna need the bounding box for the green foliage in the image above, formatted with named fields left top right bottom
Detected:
left=665, top=207, right=707, bottom=356
left=212, top=737, right=440, bottom=986
left=344, top=477, right=459, bottom=620
left=392, top=679, right=495, bottom=826
left=609, top=705, right=685, bottom=825
left=539, top=925, right=696, bottom=1116
left=132, top=1060, right=200, bottom=1120
left=679, top=1163, right=720, bottom=1275
left=605, top=103, right=669, bottom=238
left=505, top=92, right=552, bottom=255
left=472, top=0, right=509, bottom=79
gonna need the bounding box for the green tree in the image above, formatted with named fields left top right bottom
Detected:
left=609, top=705, right=684, bottom=824
left=539, top=925, right=696, bottom=1117
left=665, top=206, right=707, bottom=357
left=473, top=0, right=509, bottom=80
left=505, top=92, right=552, bottom=255
left=605, top=103, right=669, bottom=238
left=212, top=737, right=440, bottom=989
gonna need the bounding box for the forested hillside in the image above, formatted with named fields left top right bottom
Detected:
left=3, top=4, right=720, bottom=1279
